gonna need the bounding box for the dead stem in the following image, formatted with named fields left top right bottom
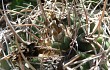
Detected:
left=0, top=9, right=29, bottom=45
left=15, top=36, right=36, bottom=70
left=90, top=0, right=107, bottom=37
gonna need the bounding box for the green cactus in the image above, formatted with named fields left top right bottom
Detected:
left=77, top=33, right=104, bottom=53
left=52, top=42, right=61, bottom=50
left=77, top=33, right=93, bottom=52
left=62, top=36, right=71, bottom=50
left=0, top=55, right=10, bottom=70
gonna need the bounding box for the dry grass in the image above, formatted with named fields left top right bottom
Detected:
left=0, top=0, right=110, bottom=70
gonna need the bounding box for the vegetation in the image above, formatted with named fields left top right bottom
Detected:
left=0, top=0, right=110, bottom=70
